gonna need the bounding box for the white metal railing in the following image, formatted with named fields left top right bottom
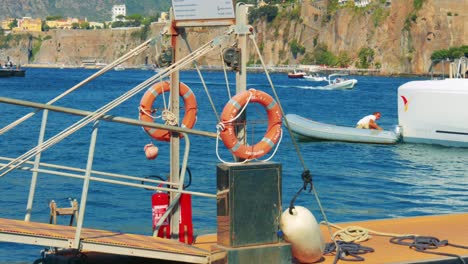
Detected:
left=0, top=28, right=232, bottom=248
left=0, top=97, right=218, bottom=250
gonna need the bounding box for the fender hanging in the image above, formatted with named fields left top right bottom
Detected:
left=144, top=143, right=159, bottom=160
left=219, top=89, right=282, bottom=160
left=139, top=81, right=197, bottom=142
left=280, top=206, right=325, bottom=263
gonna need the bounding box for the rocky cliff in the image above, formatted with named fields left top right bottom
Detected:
left=255, top=0, right=467, bottom=74
left=318, top=0, right=467, bottom=74
left=1, top=0, right=466, bottom=74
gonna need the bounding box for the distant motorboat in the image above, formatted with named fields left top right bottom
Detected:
left=322, top=73, right=357, bottom=89
left=114, top=65, right=125, bottom=71
left=287, top=69, right=306, bottom=78
left=286, top=114, right=401, bottom=144
left=303, top=73, right=327, bottom=81
left=0, top=67, right=25, bottom=78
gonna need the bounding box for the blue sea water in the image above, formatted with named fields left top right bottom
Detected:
left=0, top=68, right=467, bottom=263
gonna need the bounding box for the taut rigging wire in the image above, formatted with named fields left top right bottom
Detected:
left=248, top=31, right=334, bottom=241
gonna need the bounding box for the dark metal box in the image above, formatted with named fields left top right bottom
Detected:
left=216, top=162, right=282, bottom=247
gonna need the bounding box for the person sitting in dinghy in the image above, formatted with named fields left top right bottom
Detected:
left=356, top=112, right=383, bottom=130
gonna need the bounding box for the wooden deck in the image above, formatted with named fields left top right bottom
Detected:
left=0, top=218, right=221, bottom=263
left=0, top=213, right=467, bottom=263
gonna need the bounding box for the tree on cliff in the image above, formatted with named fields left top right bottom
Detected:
left=301, top=44, right=338, bottom=66
left=431, top=46, right=468, bottom=63
left=357, top=47, right=375, bottom=69
left=8, top=19, right=18, bottom=30
left=249, top=6, right=279, bottom=24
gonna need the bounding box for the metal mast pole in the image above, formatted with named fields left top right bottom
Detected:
left=234, top=3, right=249, bottom=161
left=235, top=3, right=248, bottom=94
left=169, top=9, right=181, bottom=240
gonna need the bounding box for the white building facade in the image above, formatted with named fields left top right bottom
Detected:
left=338, top=0, right=372, bottom=7
left=355, top=0, right=371, bottom=7
left=112, top=5, right=126, bottom=21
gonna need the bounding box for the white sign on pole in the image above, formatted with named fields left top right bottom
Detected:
left=172, top=0, right=235, bottom=21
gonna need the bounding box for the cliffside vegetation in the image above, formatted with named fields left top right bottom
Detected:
left=246, top=0, right=391, bottom=69
left=0, top=31, right=29, bottom=49
left=431, top=46, right=468, bottom=63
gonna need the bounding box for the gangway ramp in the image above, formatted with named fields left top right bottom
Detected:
left=0, top=218, right=223, bottom=263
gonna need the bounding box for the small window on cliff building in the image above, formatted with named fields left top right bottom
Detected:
left=426, top=32, right=435, bottom=41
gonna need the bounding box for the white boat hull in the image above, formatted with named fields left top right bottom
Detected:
left=398, top=79, right=468, bottom=147
left=286, top=114, right=400, bottom=144
left=323, top=79, right=357, bottom=89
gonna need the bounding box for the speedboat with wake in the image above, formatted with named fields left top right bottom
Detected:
left=322, top=73, right=357, bottom=89
left=303, top=73, right=327, bottom=81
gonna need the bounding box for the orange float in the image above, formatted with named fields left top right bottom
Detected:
left=219, top=89, right=282, bottom=160
left=139, top=81, right=197, bottom=142
left=144, top=143, right=159, bottom=160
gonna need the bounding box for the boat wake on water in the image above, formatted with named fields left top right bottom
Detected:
left=281, top=84, right=339, bottom=90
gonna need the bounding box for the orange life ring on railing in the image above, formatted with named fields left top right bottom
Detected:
left=139, top=81, right=197, bottom=142
left=219, top=89, right=282, bottom=160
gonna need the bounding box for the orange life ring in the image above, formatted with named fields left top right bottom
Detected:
left=219, top=89, right=282, bottom=160
left=139, top=81, right=197, bottom=142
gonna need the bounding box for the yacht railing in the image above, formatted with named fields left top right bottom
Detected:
left=450, top=56, right=468, bottom=79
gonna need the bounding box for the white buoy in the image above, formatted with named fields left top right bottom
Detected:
left=280, top=206, right=324, bottom=263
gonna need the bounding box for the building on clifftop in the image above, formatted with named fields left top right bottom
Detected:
left=13, top=17, right=42, bottom=32
left=112, top=5, right=127, bottom=21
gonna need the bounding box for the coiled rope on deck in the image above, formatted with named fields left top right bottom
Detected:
left=322, top=221, right=415, bottom=243
left=321, top=222, right=468, bottom=264
left=322, top=222, right=415, bottom=264
left=324, top=241, right=374, bottom=264
left=390, top=236, right=468, bottom=264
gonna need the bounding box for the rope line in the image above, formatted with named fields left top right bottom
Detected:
left=215, top=91, right=253, bottom=165
left=321, top=221, right=416, bottom=243
left=324, top=241, right=374, bottom=264
left=321, top=223, right=420, bottom=264
left=220, top=47, right=232, bottom=99
left=248, top=34, right=307, bottom=171
left=0, top=36, right=158, bottom=136
left=161, top=109, right=177, bottom=126
left=257, top=129, right=283, bottom=162
left=181, top=33, right=220, bottom=122
left=249, top=32, right=333, bottom=242
left=138, top=107, right=160, bottom=119
left=390, top=236, right=467, bottom=264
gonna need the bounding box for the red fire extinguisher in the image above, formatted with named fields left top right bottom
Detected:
left=152, top=191, right=170, bottom=239
left=152, top=192, right=193, bottom=244
left=179, top=193, right=193, bottom=244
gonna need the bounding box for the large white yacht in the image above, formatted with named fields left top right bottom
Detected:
left=398, top=58, right=468, bottom=147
